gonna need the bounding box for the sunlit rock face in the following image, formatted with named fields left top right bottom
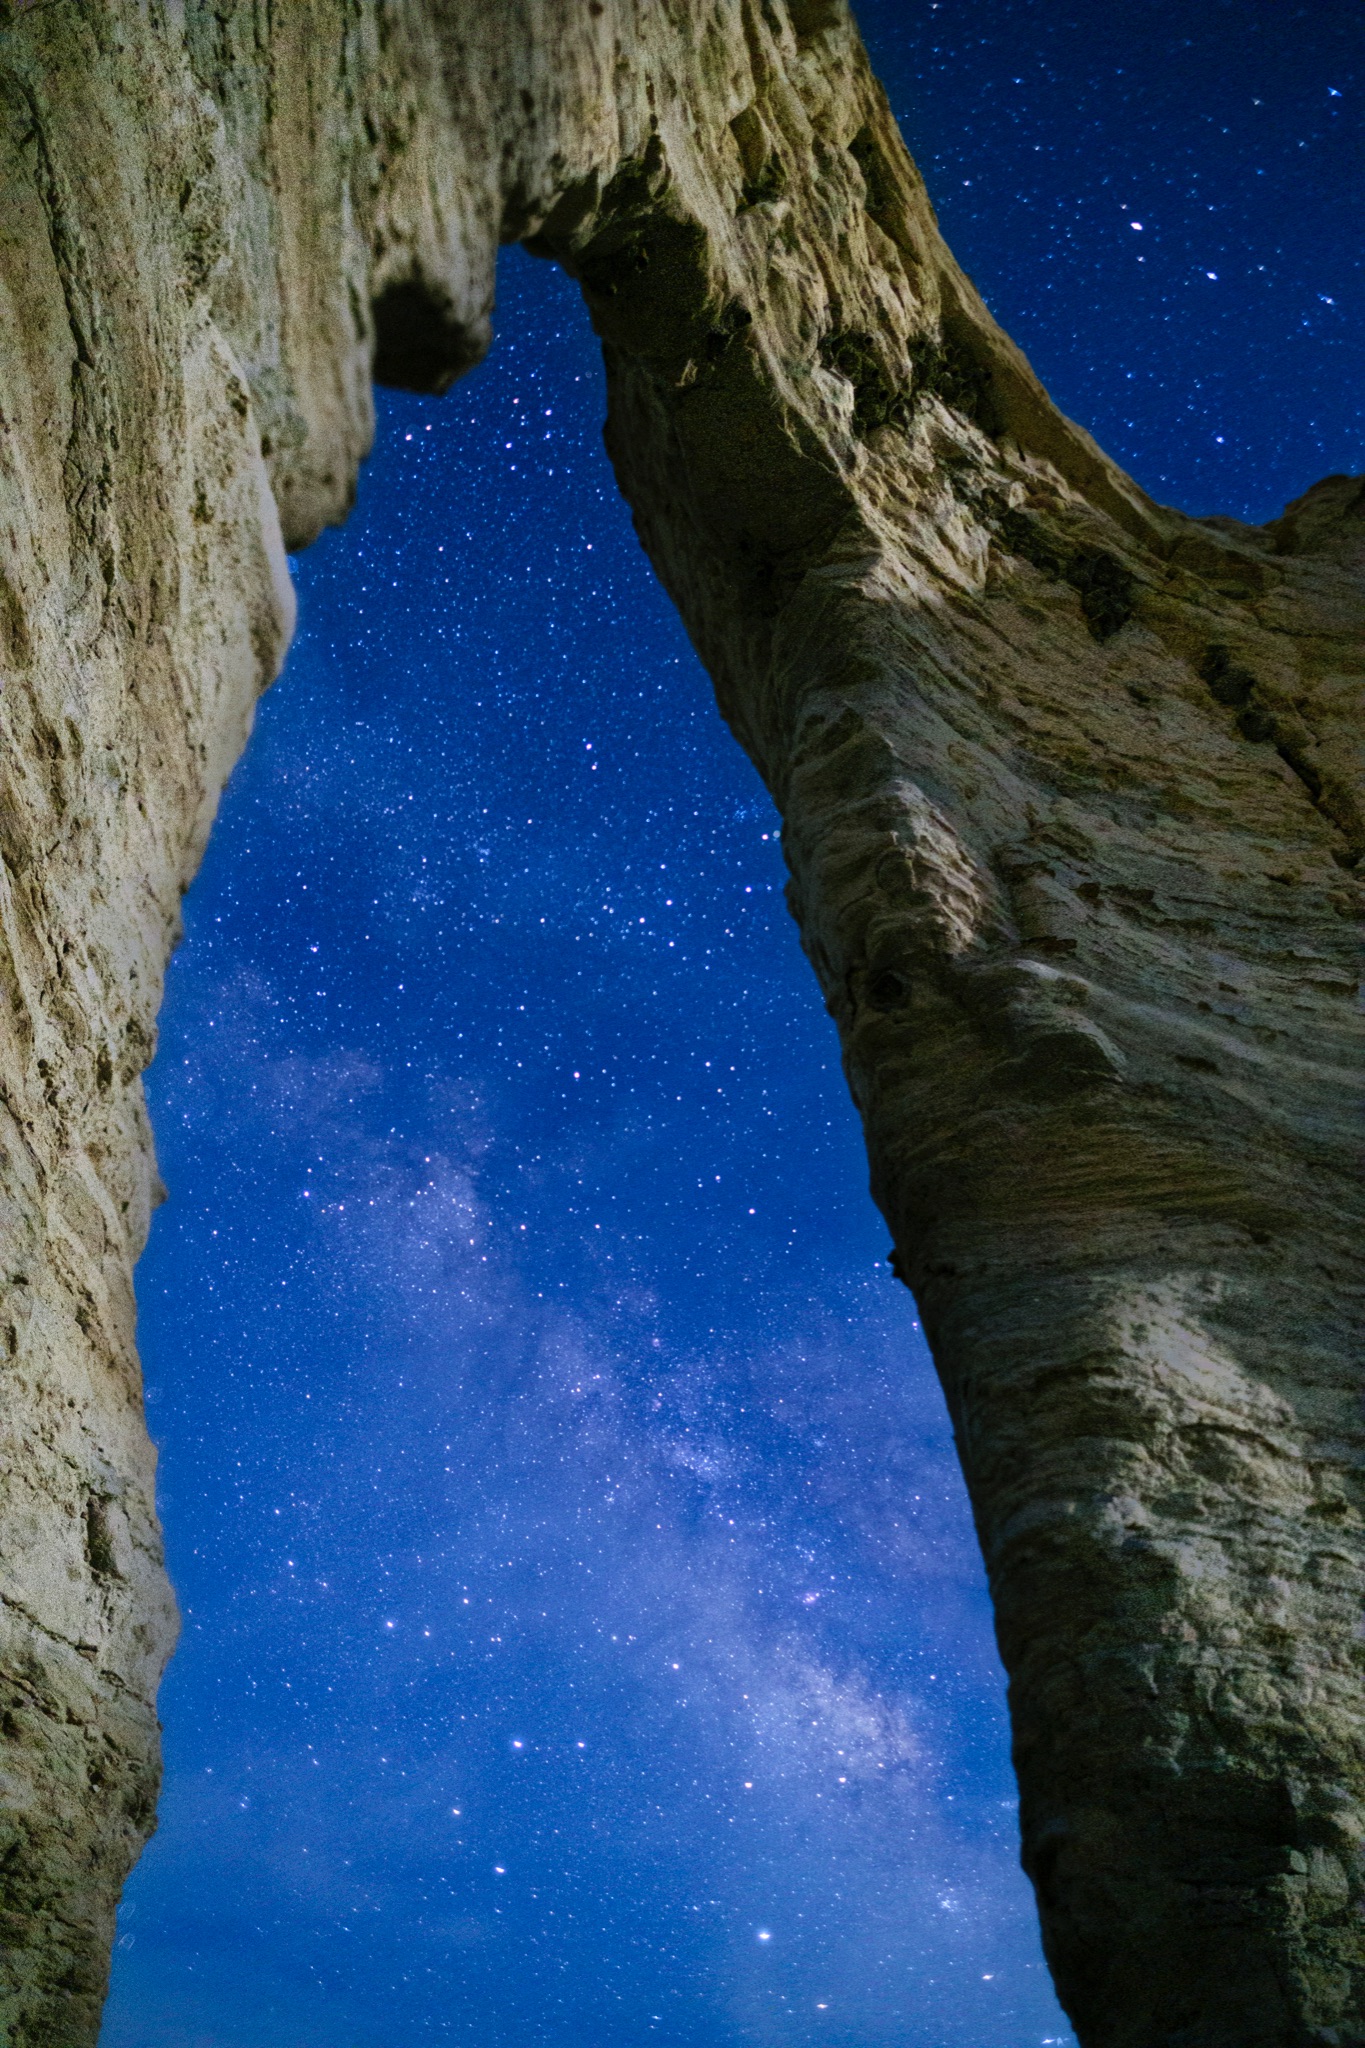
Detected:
left=0, top=4, right=1360, bottom=2042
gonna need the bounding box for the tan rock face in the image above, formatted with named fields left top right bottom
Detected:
left=0, top=4, right=1360, bottom=2043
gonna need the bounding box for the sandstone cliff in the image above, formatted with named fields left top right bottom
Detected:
left=0, top=4, right=1360, bottom=2044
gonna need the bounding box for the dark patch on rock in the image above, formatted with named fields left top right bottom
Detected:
left=703, top=297, right=753, bottom=362
left=820, top=328, right=913, bottom=434
left=1200, top=643, right=1356, bottom=839
left=818, top=324, right=995, bottom=440
left=0, top=570, right=32, bottom=668
left=1237, top=701, right=1277, bottom=744
left=739, top=155, right=786, bottom=209
left=84, top=1496, right=121, bottom=1579
left=865, top=966, right=910, bottom=1011
left=990, top=501, right=1136, bottom=638
left=371, top=278, right=480, bottom=395
left=731, top=107, right=786, bottom=210
left=785, top=0, right=847, bottom=36
left=1064, top=548, right=1136, bottom=640
left=996, top=504, right=1066, bottom=578
left=907, top=329, right=995, bottom=427
left=1199, top=644, right=1258, bottom=707
left=848, top=125, right=894, bottom=217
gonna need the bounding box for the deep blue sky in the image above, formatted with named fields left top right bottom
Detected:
left=101, top=6, right=1359, bottom=2045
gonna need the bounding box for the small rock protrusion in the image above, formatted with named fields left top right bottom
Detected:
left=1200, top=644, right=1258, bottom=708
left=84, top=1495, right=131, bottom=1582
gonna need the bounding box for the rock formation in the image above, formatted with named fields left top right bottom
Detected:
left=0, top=3, right=1359, bottom=2042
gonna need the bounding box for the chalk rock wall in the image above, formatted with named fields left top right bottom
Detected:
left=0, top=4, right=1359, bottom=2044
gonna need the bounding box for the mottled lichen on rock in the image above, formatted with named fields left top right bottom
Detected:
left=993, top=500, right=1067, bottom=578
left=818, top=327, right=913, bottom=433
left=814, top=323, right=994, bottom=439
left=906, top=328, right=996, bottom=428
left=988, top=495, right=1137, bottom=639
left=1064, top=546, right=1136, bottom=640
left=729, top=105, right=787, bottom=211
left=1200, top=642, right=1259, bottom=707
left=847, top=123, right=895, bottom=216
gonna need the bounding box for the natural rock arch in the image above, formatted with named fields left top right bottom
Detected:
left=0, top=4, right=1360, bottom=2043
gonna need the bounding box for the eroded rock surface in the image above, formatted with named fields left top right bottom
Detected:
left=0, top=4, right=1359, bottom=2043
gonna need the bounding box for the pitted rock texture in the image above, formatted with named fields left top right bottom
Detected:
left=0, top=5, right=1360, bottom=2044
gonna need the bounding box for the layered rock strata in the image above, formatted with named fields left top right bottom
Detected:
left=0, top=4, right=1359, bottom=2043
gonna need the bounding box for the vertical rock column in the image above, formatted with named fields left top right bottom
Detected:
left=0, top=4, right=622, bottom=2036
left=769, top=501, right=1365, bottom=2045
left=535, top=17, right=1365, bottom=2039
left=0, top=15, right=294, bottom=2038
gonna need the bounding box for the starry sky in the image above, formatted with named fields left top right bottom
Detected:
left=100, top=6, right=1359, bottom=2045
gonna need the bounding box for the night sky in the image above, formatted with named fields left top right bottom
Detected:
left=100, top=6, right=1359, bottom=2045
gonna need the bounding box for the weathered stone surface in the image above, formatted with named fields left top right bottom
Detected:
left=0, top=4, right=1359, bottom=2043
